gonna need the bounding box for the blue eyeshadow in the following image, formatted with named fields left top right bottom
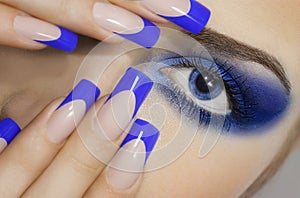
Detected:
left=224, top=61, right=290, bottom=132
left=154, top=56, right=291, bottom=134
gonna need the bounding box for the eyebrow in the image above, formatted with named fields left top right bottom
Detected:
left=187, top=28, right=291, bottom=93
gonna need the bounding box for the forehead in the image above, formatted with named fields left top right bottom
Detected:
left=201, top=0, right=299, bottom=70
left=200, top=0, right=300, bottom=116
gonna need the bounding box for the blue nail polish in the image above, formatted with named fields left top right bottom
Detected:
left=0, top=118, right=21, bottom=144
left=36, top=26, right=78, bottom=52
left=115, top=18, right=160, bottom=48
left=120, top=119, right=159, bottom=163
left=106, top=68, right=153, bottom=118
left=57, top=79, right=101, bottom=111
left=158, top=0, right=210, bottom=34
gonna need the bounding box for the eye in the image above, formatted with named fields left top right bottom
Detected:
left=189, top=69, right=223, bottom=101
left=160, top=66, right=229, bottom=115
left=151, top=56, right=290, bottom=133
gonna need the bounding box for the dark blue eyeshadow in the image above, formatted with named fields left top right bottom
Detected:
left=223, top=59, right=290, bottom=132
left=156, top=57, right=290, bottom=134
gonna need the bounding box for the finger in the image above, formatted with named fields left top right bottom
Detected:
left=85, top=119, right=160, bottom=198
left=0, top=3, right=45, bottom=50
left=0, top=80, right=100, bottom=197
left=0, top=118, right=21, bottom=153
left=109, top=0, right=168, bottom=23
left=1, top=0, right=160, bottom=48
left=0, top=3, right=77, bottom=52
left=23, top=68, right=153, bottom=197
left=141, top=0, right=211, bottom=34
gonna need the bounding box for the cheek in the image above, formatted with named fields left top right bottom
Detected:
left=136, top=90, right=181, bottom=147
left=135, top=93, right=289, bottom=197
left=139, top=133, right=288, bottom=197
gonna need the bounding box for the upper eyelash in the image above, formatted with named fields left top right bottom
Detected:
left=164, top=56, right=258, bottom=120
left=212, top=60, right=257, bottom=119
left=152, top=51, right=291, bottom=132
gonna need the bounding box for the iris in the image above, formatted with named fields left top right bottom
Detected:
left=189, top=69, right=223, bottom=101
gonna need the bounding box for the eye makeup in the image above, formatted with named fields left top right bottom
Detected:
left=142, top=55, right=290, bottom=134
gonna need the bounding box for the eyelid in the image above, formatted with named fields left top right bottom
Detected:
left=190, top=29, right=291, bottom=93
left=160, top=66, right=230, bottom=115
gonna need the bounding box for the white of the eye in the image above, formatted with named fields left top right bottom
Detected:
left=160, top=67, right=231, bottom=115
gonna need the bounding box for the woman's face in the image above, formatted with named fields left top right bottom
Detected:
left=0, top=0, right=299, bottom=197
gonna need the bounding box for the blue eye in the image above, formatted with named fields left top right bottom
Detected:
left=189, top=69, right=223, bottom=100
left=154, top=56, right=290, bottom=133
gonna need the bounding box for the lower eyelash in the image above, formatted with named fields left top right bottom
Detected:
left=156, top=82, right=238, bottom=132
left=158, top=57, right=260, bottom=132
left=155, top=83, right=213, bottom=128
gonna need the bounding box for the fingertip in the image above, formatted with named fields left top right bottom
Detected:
left=13, top=15, right=78, bottom=52
left=134, top=5, right=169, bottom=23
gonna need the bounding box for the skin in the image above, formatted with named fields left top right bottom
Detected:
left=0, top=0, right=166, bottom=50
left=0, top=0, right=299, bottom=197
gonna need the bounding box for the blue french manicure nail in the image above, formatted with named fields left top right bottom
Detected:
left=120, top=119, right=160, bottom=163
left=14, top=15, right=78, bottom=52
left=57, top=79, right=100, bottom=111
left=115, top=18, right=160, bottom=48
left=47, top=79, right=100, bottom=144
left=143, top=0, right=211, bottom=34
left=106, top=119, right=159, bottom=189
left=36, top=26, right=78, bottom=53
left=93, top=2, right=160, bottom=48
left=0, top=118, right=21, bottom=145
left=106, top=68, right=153, bottom=118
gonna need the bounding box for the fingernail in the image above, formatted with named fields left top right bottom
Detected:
left=14, top=15, right=78, bottom=52
left=0, top=118, right=21, bottom=153
left=106, top=119, right=160, bottom=190
left=93, top=2, right=160, bottom=48
left=47, top=80, right=100, bottom=144
left=142, top=0, right=211, bottom=34
left=95, top=68, right=153, bottom=140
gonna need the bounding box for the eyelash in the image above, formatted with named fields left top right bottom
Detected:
left=157, top=56, right=258, bottom=131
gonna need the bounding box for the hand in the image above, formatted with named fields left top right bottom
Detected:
left=0, top=68, right=159, bottom=197
left=0, top=0, right=210, bottom=51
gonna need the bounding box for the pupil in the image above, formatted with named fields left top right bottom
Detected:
left=189, top=69, right=223, bottom=100
left=196, top=72, right=210, bottom=93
